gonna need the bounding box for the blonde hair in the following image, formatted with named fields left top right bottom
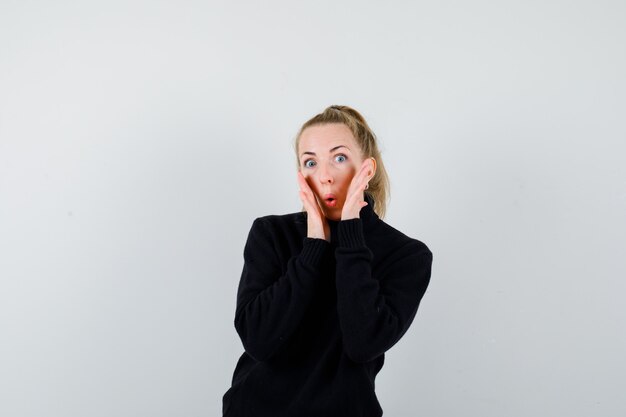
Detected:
left=293, top=105, right=390, bottom=219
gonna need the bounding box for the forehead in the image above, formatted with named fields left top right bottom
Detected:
left=299, top=123, right=358, bottom=151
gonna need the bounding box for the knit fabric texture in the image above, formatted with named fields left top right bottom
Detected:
left=223, top=194, right=433, bottom=417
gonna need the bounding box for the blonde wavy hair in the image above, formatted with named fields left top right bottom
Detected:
left=293, top=105, right=390, bottom=219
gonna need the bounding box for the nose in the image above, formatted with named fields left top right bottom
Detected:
left=318, top=163, right=334, bottom=184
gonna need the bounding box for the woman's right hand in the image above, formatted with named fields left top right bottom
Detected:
left=297, top=171, right=330, bottom=242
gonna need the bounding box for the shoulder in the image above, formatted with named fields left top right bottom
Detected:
left=242, top=212, right=309, bottom=264
left=371, top=218, right=432, bottom=260
left=252, top=211, right=305, bottom=230
left=246, top=211, right=307, bottom=242
left=367, top=220, right=433, bottom=286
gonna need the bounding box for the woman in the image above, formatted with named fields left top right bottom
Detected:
left=223, top=105, right=433, bottom=416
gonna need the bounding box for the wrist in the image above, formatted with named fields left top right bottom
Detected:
left=338, top=218, right=366, bottom=247
left=306, top=222, right=327, bottom=239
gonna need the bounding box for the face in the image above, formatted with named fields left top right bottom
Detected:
left=298, top=123, right=366, bottom=221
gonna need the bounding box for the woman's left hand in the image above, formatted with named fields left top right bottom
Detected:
left=341, top=159, right=375, bottom=220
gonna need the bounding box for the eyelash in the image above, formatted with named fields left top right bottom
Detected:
left=303, top=154, right=348, bottom=168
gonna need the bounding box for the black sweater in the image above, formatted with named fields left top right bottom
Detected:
left=223, top=194, right=433, bottom=417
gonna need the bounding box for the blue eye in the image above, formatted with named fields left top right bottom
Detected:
left=304, top=160, right=316, bottom=168
left=335, top=154, right=347, bottom=163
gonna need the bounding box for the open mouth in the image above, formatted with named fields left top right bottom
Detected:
left=324, top=194, right=337, bottom=207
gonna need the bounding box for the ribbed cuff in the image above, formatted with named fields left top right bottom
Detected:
left=338, top=218, right=366, bottom=248
left=300, top=238, right=330, bottom=266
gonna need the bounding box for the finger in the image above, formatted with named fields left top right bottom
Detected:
left=297, top=172, right=315, bottom=200
left=296, top=171, right=308, bottom=190
left=298, top=171, right=317, bottom=196
left=299, top=190, right=312, bottom=208
left=298, top=177, right=322, bottom=213
left=299, top=190, right=317, bottom=214
left=299, top=184, right=315, bottom=204
left=302, top=181, right=324, bottom=214
left=352, top=161, right=370, bottom=189
left=348, top=162, right=371, bottom=195
left=360, top=159, right=374, bottom=181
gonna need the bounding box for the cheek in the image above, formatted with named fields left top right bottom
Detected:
left=302, top=172, right=320, bottom=191
left=299, top=168, right=311, bottom=180
left=340, top=166, right=358, bottom=184
left=301, top=171, right=314, bottom=182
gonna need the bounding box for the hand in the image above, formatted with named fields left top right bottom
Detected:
left=297, top=171, right=330, bottom=241
left=341, top=159, right=375, bottom=220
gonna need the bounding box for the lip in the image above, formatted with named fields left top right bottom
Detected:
left=323, top=193, right=338, bottom=208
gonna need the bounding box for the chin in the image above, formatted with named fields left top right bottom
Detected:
left=324, top=210, right=342, bottom=221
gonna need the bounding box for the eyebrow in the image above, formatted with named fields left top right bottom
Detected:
left=300, top=145, right=350, bottom=159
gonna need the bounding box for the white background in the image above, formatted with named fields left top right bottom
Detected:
left=1, top=1, right=625, bottom=416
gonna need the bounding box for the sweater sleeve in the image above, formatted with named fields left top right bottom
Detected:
left=335, top=218, right=433, bottom=363
left=234, top=217, right=330, bottom=362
